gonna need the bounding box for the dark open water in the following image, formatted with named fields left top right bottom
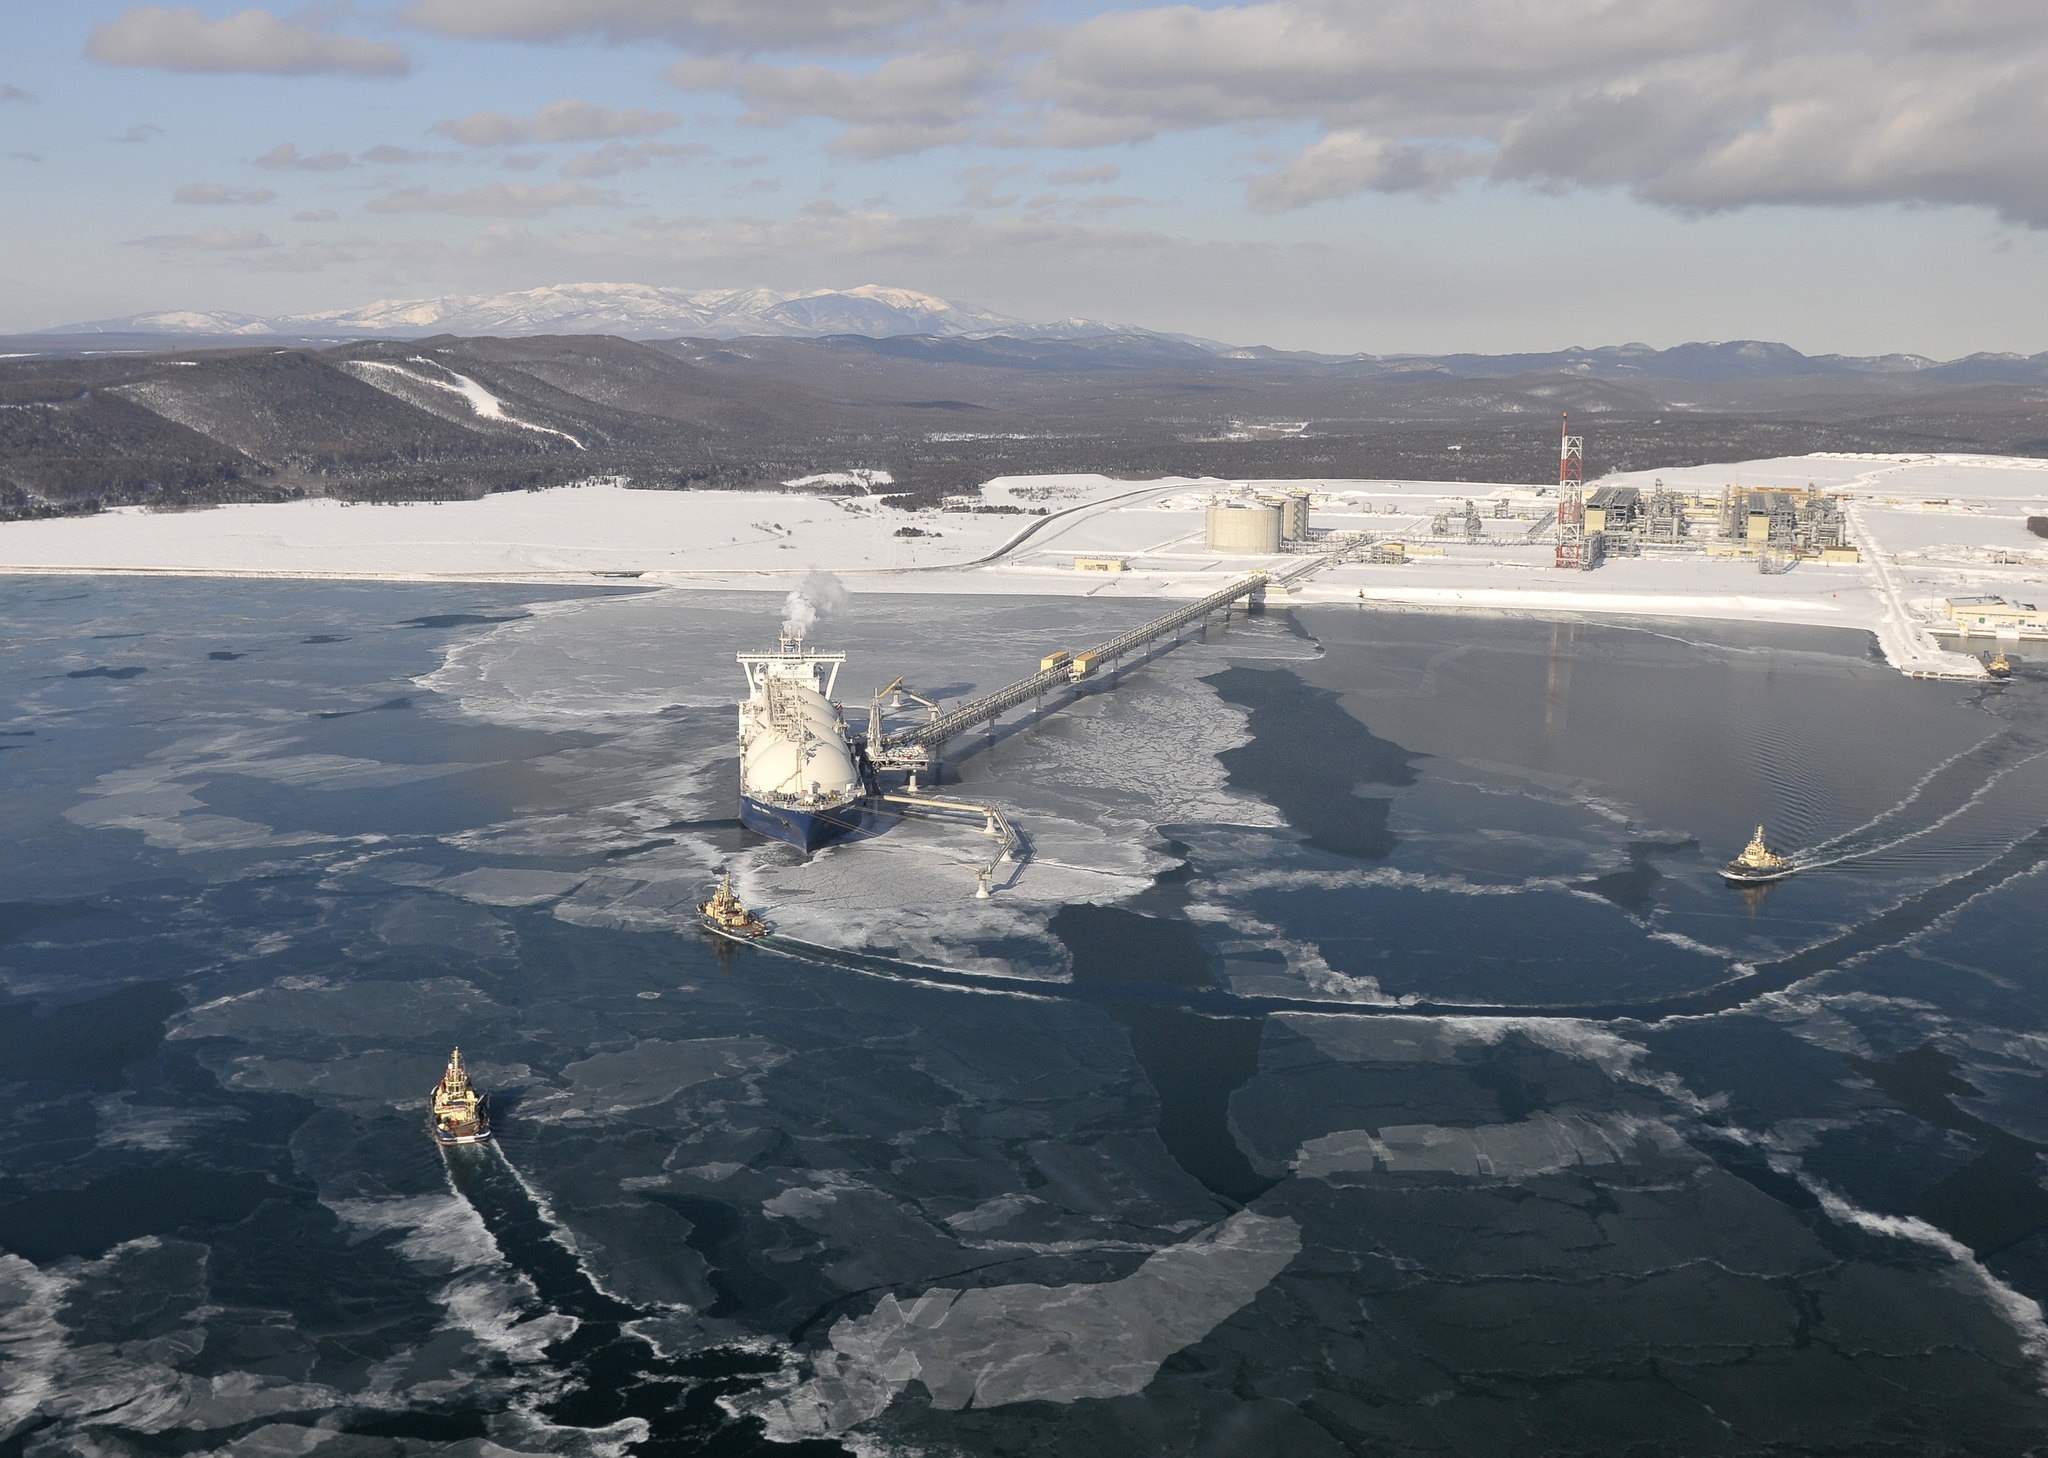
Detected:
left=3, top=577, right=2047, bottom=1456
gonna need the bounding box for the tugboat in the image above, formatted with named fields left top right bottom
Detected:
left=430, top=1048, right=491, bottom=1146
left=699, top=873, right=770, bottom=942
left=1987, top=649, right=2013, bottom=679
left=1722, top=825, right=1797, bottom=887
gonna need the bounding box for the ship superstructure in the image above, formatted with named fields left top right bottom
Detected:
left=699, top=872, right=770, bottom=940
left=430, top=1048, right=490, bottom=1145
left=1722, top=825, right=1796, bottom=886
left=737, top=636, right=886, bottom=850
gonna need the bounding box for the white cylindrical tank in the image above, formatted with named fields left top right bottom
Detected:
left=1205, top=503, right=1283, bottom=553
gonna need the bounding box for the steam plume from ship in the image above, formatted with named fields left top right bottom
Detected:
left=781, top=571, right=850, bottom=642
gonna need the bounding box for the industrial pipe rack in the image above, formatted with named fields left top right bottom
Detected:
left=874, top=570, right=1272, bottom=764
left=880, top=792, right=1024, bottom=896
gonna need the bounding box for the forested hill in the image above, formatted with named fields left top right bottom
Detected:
left=4, top=331, right=2045, bottom=522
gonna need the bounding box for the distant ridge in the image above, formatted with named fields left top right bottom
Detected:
left=50, top=282, right=1161, bottom=345
left=34, top=281, right=2048, bottom=384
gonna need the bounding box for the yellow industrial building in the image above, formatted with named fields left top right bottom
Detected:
left=1943, top=595, right=2046, bottom=636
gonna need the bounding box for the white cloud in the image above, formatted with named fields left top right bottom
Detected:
left=1245, top=132, right=1489, bottom=211
left=400, top=0, right=948, bottom=52
left=1493, top=21, right=2048, bottom=224
left=561, top=139, right=708, bottom=178
left=1047, top=163, right=1119, bottom=185
left=433, top=99, right=680, bottom=147
left=86, top=6, right=411, bottom=77
left=173, top=181, right=277, bottom=204
left=293, top=208, right=340, bottom=222
left=955, top=161, right=1025, bottom=208
left=434, top=111, right=525, bottom=147
left=363, top=144, right=431, bottom=164
left=1016, top=0, right=2048, bottom=227
left=1073, top=192, right=1149, bottom=211
left=245, top=238, right=373, bottom=272
left=2, top=84, right=38, bottom=104
left=671, top=48, right=988, bottom=158
left=1023, top=0, right=1772, bottom=142
left=124, top=226, right=274, bottom=250
left=256, top=142, right=352, bottom=170
left=366, top=181, right=614, bottom=216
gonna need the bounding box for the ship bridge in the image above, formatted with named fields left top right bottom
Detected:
left=738, top=635, right=844, bottom=700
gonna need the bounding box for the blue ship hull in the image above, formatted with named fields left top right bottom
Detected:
left=741, top=794, right=895, bottom=852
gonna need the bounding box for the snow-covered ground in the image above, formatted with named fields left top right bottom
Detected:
left=3, top=455, right=2044, bottom=676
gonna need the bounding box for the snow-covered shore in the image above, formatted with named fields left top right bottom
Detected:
left=4, top=455, right=2043, bottom=677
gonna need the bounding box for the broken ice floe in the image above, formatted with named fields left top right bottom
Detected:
left=61, top=729, right=474, bottom=856
left=437, top=867, right=589, bottom=907
left=745, top=1210, right=1300, bottom=1438
left=1294, top=1111, right=1684, bottom=1181
left=0, top=1244, right=342, bottom=1444
left=534, top=1037, right=783, bottom=1121
left=92, top=1093, right=245, bottom=1152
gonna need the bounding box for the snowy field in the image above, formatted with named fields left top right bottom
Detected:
left=3, top=454, right=2044, bottom=676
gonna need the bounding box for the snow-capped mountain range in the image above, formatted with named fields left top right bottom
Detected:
left=52, top=282, right=1153, bottom=343
left=43, top=282, right=2046, bottom=384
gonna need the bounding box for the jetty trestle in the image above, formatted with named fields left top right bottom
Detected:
left=871, top=569, right=1291, bottom=768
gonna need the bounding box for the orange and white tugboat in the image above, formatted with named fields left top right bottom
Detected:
left=699, top=872, right=770, bottom=942
left=430, top=1047, right=491, bottom=1146
left=1722, top=825, right=1797, bottom=887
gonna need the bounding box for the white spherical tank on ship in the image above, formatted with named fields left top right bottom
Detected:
left=741, top=683, right=862, bottom=800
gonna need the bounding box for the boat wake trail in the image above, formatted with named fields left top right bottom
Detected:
left=438, top=1142, right=799, bottom=1456
left=739, top=823, right=2048, bottom=1026
left=1750, top=716, right=1840, bottom=849
left=1795, top=739, right=2048, bottom=871
left=1800, top=731, right=2000, bottom=856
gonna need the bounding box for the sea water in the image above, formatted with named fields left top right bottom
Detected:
left=3, top=575, right=2047, bottom=1456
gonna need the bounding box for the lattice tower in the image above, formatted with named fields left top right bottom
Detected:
left=1554, top=413, right=1587, bottom=570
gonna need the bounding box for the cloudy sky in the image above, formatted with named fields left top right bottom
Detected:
left=3, top=1, right=2046, bottom=354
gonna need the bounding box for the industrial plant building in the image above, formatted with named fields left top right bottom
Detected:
left=1943, top=595, right=2046, bottom=637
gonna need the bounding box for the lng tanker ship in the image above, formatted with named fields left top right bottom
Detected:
left=737, top=636, right=889, bottom=851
